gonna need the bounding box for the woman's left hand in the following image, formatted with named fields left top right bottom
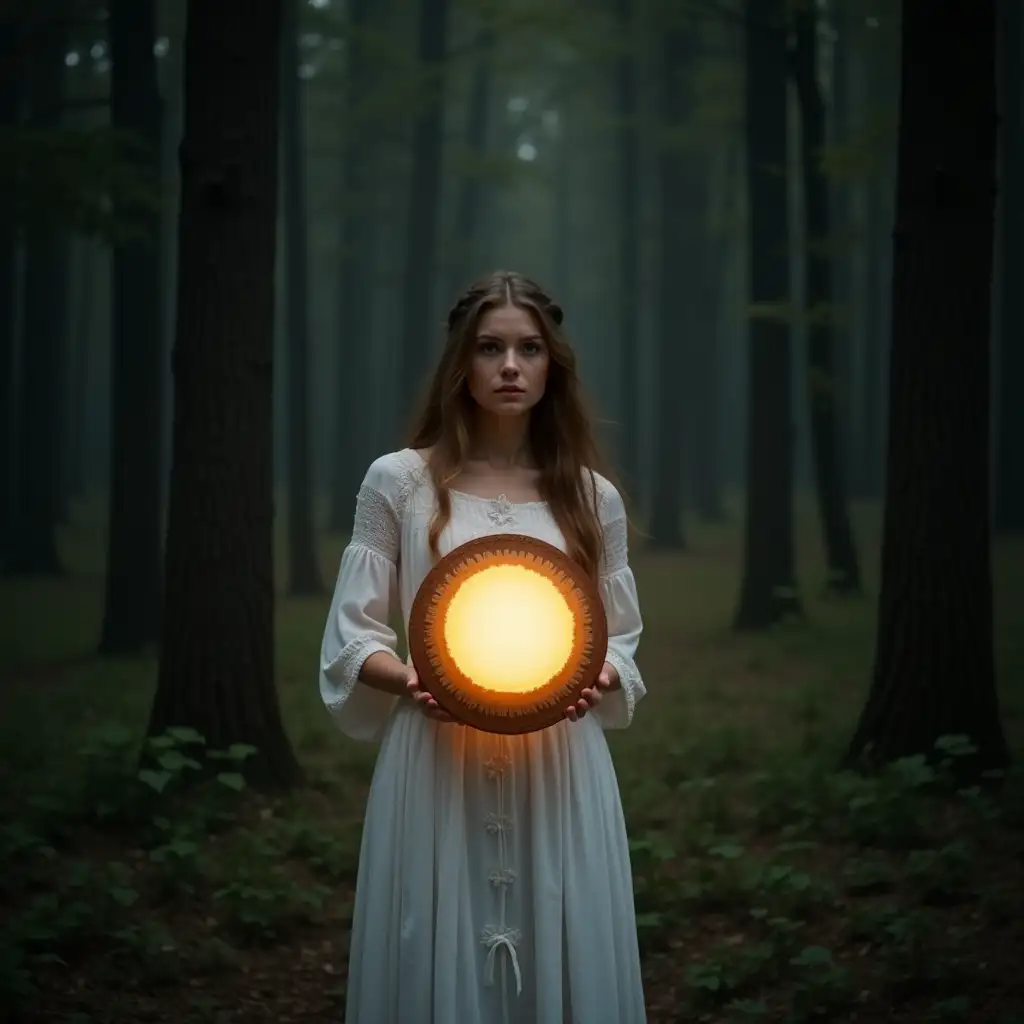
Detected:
left=565, top=662, right=619, bottom=722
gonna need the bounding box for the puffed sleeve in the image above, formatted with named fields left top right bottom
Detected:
left=592, top=477, right=646, bottom=729
left=319, top=454, right=406, bottom=741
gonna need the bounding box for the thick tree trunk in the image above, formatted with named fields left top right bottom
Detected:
left=734, top=0, right=800, bottom=629
left=7, top=14, right=68, bottom=576
left=445, top=23, right=491, bottom=303
left=397, top=0, right=448, bottom=421
left=649, top=23, right=689, bottom=549
left=99, top=0, right=165, bottom=654
left=280, top=0, right=321, bottom=594
left=329, top=0, right=376, bottom=533
left=614, top=0, right=640, bottom=491
left=845, top=0, right=1008, bottom=777
left=150, top=0, right=302, bottom=789
left=995, top=0, right=1023, bottom=533
left=0, top=20, right=19, bottom=565
left=792, top=3, right=862, bottom=594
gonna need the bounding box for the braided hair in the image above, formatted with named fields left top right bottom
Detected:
left=407, top=270, right=614, bottom=579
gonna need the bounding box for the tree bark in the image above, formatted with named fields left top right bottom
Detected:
left=280, top=0, right=321, bottom=594
left=648, top=21, right=689, bottom=549
left=995, top=0, right=1023, bottom=533
left=734, top=0, right=801, bottom=629
left=614, top=0, right=640, bottom=492
left=329, top=0, right=377, bottom=533
left=150, top=0, right=302, bottom=789
left=7, top=12, right=68, bottom=576
left=99, top=0, right=165, bottom=654
left=445, top=22, right=491, bottom=303
left=0, top=18, right=20, bottom=565
left=792, top=2, right=862, bottom=594
left=397, top=0, right=448, bottom=422
left=845, top=0, right=1008, bottom=777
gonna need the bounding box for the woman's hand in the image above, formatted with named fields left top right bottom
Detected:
left=565, top=662, right=619, bottom=722
left=406, top=668, right=460, bottom=724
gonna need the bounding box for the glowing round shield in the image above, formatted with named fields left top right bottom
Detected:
left=408, top=534, right=608, bottom=734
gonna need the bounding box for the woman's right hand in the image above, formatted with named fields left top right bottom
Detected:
left=406, top=669, right=460, bottom=724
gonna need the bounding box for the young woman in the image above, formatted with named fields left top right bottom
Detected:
left=319, top=271, right=647, bottom=1023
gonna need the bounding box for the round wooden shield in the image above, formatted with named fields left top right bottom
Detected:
left=408, top=533, right=608, bottom=734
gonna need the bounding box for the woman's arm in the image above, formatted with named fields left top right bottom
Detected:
left=358, top=649, right=412, bottom=697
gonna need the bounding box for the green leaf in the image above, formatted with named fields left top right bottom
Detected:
left=138, top=769, right=172, bottom=793
left=216, top=773, right=246, bottom=792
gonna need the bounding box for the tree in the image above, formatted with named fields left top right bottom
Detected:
left=280, top=0, right=321, bottom=595
left=329, top=0, right=377, bottom=533
left=150, top=0, right=302, bottom=789
left=791, top=0, right=862, bottom=594
left=995, top=0, right=1023, bottom=534
left=648, top=14, right=690, bottom=550
left=614, top=0, right=640, bottom=489
left=845, top=0, right=1008, bottom=776
left=99, top=0, right=165, bottom=653
left=733, top=0, right=800, bottom=629
left=397, top=0, right=449, bottom=419
left=0, top=16, right=20, bottom=565
left=7, top=9, right=69, bottom=576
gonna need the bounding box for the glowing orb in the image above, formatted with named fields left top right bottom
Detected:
left=408, top=534, right=608, bottom=734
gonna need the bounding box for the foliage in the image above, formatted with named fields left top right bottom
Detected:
left=0, top=125, right=162, bottom=242
left=1, top=510, right=1022, bottom=1020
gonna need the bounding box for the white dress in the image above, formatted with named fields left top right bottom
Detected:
left=319, top=448, right=647, bottom=1024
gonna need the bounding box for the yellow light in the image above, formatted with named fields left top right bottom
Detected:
left=443, top=564, right=575, bottom=694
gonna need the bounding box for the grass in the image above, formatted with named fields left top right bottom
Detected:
left=1, top=492, right=1023, bottom=1023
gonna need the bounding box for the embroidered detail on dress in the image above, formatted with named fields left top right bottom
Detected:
left=599, top=514, right=629, bottom=577
left=487, top=494, right=516, bottom=528
left=605, top=647, right=643, bottom=726
left=325, top=635, right=393, bottom=710
left=484, top=755, right=512, bottom=779
left=484, top=813, right=514, bottom=835
left=481, top=926, right=523, bottom=995
left=351, top=485, right=400, bottom=562
left=488, top=867, right=517, bottom=888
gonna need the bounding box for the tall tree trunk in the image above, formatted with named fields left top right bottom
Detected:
left=614, top=0, right=640, bottom=490
left=397, top=0, right=448, bottom=421
left=329, top=0, right=376, bottom=533
left=280, top=0, right=321, bottom=594
left=66, top=237, right=95, bottom=504
left=648, top=21, right=688, bottom=548
left=734, top=0, right=800, bottom=629
left=99, top=0, right=165, bottom=653
left=446, top=23, right=491, bottom=303
left=150, top=0, right=301, bottom=789
left=792, top=2, right=862, bottom=594
left=7, top=13, right=68, bottom=576
left=0, top=18, right=20, bottom=565
left=845, top=0, right=1008, bottom=777
left=995, top=0, right=1023, bottom=533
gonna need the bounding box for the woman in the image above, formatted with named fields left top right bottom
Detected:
left=319, top=271, right=647, bottom=1023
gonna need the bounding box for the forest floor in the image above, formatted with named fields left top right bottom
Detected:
left=1, top=495, right=1023, bottom=1024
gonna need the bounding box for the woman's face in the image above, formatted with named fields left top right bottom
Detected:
left=466, top=303, right=550, bottom=418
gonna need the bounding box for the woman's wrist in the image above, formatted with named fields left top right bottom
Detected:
left=358, top=650, right=411, bottom=696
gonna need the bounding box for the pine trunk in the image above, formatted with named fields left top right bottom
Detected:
left=8, top=15, right=68, bottom=576
left=100, top=0, right=165, bottom=653
left=649, top=21, right=690, bottom=549
left=151, top=0, right=302, bottom=789
left=398, top=0, right=448, bottom=420
left=792, top=3, right=862, bottom=594
left=845, top=0, right=1008, bottom=777
left=734, top=0, right=800, bottom=629
left=614, top=0, right=640, bottom=492
left=280, top=0, right=321, bottom=595
left=995, top=0, right=1023, bottom=533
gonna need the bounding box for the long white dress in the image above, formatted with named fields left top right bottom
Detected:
left=319, top=448, right=648, bottom=1024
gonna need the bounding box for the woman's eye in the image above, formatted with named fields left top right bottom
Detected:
left=478, top=341, right=500, bottom=355
left=522, top=342, right=542, bottom=356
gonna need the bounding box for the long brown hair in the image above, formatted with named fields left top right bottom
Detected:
left=407, top=270, right=615, bottom=579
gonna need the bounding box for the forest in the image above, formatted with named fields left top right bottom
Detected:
left=0, top=0, right=1022, bottom=1020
